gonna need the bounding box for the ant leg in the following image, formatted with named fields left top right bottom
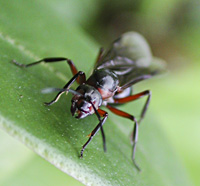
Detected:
left=80, top=109, right=108, bottom=157
left=114, top=90, right=151, bottom=123
left=95, top=47, right=104, bottom=65
left=98, top=109, right=107, bottom=152
left=106, top=105, right=141, bottom=171
left=45, top=71, right=85, bottom=106
left=100, top=127, right=106, bottom=152
left=93, top=108, right=107, bottom=152
left=12, top=57, right=86, bottom=84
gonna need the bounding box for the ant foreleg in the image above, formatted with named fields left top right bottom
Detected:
left=12, top=57, right=86, bottom=84
left=80, top=109, right=108, bottom=158
left=45, top=71, right=85, bottom=106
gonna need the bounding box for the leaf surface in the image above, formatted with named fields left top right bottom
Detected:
left=0, top=1, right=191, bottom=185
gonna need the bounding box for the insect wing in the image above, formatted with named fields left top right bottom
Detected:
left=96, top=32, right=166, bottom=88
left=119, top=57, right=166, bottom=90
left=96, top=32, right=152, bottom=69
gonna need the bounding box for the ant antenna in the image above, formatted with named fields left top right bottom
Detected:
left=41, top=87, right=82, bottom=96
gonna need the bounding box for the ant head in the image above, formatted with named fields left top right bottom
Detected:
left=71, top=96, right=92, bottom=118
left=71, top=84, right=102, bottom=119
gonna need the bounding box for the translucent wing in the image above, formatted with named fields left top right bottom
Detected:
left=95, top=32, right=166, bottom=88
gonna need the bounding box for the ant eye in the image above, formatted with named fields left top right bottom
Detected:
left=71, top=99, right=78, bottom=103
left=85, top=96, right=91, bottom=101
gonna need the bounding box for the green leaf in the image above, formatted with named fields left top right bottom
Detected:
left=0, top=1, right=191, bottom=185
left=149, top=64, right=200, bottom=186
left=0, top=130, right=83, bottom=186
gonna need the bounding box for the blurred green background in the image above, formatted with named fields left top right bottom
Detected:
left=0, top=0, right=199, bottom=185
